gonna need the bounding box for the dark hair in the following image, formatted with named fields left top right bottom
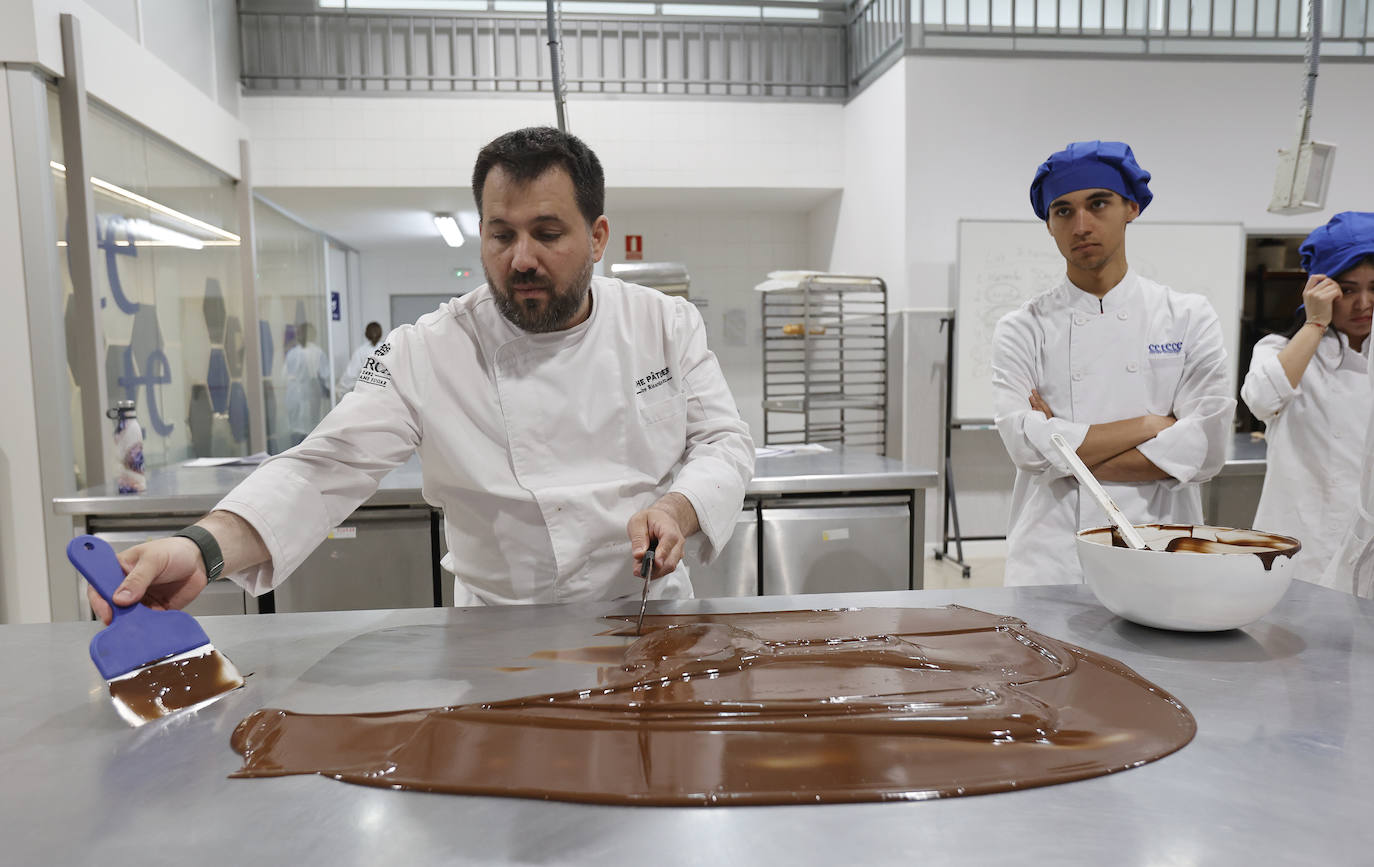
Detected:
left=1280, top=254, right=1374, bottom=339
left=471, top=127, right=605, bottom=226
left=365, top=321, right=383, bottom=341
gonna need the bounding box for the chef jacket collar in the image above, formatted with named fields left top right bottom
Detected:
left=1059, top=269, right=1139, bottom=314
left=1325, top=327, right=1371, bottom=372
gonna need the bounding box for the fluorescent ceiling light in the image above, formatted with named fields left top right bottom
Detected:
left=561, top=1, right=657, bottom=12
left=49, top=161, right=241, bottom=245
left=124, top=218, right=205, bottom=250
left=456, top=210, right=480, bottom=239
left=320, top=1, right=488, bottom=9
left=661, top=4, right=762, bottom=16
left=434, top=213, right=465, bottom=247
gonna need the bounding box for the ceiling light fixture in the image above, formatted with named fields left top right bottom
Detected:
left=433, top=213, right=464, bottom=247
left=49, top=161, right=241, bottom=244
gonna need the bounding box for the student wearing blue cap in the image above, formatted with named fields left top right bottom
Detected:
left=991, top=141, right=1236, bottom=586
left=1243, top=212, right=1374, bottom=592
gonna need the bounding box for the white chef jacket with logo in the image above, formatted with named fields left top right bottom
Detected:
left=1242, top=330, right=1372, bottom=589
left=216, top=277, right=756, bottom=605
left=337, top=340, right=381, bottom=394
left=992, top=270, right=1235, bottom=586
left=1320, top=344, right=1374, bottom=598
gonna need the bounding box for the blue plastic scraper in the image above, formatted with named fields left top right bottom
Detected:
left=69, top=535, right=245, bottom=727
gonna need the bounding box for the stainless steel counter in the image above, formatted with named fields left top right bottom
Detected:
left=53, top=451, right=937, bottom=516
left=1, top=582, right=1368, bottom=865
left=1218, top=431, right=1268, bottom=478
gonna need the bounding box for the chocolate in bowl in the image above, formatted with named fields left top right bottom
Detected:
left=1076, top=524, right=1301, bottom=632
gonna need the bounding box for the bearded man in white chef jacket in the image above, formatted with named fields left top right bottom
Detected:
left=991, top=141, right=1235, bottom=586
left=90, top=127, right=755, bottom=620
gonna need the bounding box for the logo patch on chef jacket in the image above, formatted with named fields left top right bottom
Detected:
left=357, top=355, right=392, bottom=388
left=1147, top=341, right=1184, bottom=356
left=375, top=343, right=391, bottom=356
left=634, top=366, right=673, bottom=396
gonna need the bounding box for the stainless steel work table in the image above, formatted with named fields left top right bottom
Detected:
left=52, top=451, right=936, bottom=517
left=2, top=581, right=1367, bottom=865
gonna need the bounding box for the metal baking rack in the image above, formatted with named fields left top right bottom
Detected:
left=761, top=274, right=887, bottom=453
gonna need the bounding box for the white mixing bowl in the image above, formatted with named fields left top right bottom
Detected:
left=1075, top=524, right=1301, bottom=632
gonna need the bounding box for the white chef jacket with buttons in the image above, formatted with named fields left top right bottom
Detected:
left=992, top=270, right=1235, bottom=586
left=1320, top=342, right=1374, bottom=598
left=1242, top=330, right=1372, bottom=589
left=215, top=276, right=756, bottom=605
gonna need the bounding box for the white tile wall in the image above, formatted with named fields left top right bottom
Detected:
left=243, top=94, right=845, bottom=192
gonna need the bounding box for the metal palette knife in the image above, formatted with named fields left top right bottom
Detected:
left=69, top=535, right=245, bottom=727
left=635, top=540, right=658, bottom=635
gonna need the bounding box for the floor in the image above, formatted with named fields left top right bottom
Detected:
left=922, top=539, right=1008, bottom=590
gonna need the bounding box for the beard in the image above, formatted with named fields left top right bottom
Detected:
left=487, top=255, right=594, bottom=333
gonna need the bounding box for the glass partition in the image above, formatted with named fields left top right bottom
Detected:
left=49, top=91, right=246, bottom=486
left=253, top=199, right=330, bottom=453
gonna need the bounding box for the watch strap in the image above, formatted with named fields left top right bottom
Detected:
left=173, top=525, right=225, bottom=582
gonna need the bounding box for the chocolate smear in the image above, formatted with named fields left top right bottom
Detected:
left=230, top=606, right=1195, bottom=806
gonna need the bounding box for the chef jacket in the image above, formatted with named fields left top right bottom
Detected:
left=216, top=277, right=756, bottom=605
left=1242, top=330, right=1372, bottom=588
left=1320, top=344, right=1374, bottom=598
left=337, top=340, right=381, bottom=394
left=992, top=270, right=1235, bottom=586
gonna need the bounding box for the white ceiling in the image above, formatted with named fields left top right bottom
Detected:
left=257, top=186, right=839, bottom=252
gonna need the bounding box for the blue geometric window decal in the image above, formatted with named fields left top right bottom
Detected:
left=207, top=348, right=230, bottom=413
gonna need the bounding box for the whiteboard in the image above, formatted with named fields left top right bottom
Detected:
left=953, top=220, right=1245, bottom=423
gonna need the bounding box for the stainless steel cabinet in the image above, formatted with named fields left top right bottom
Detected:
left=687, top=507, right=759, bottom=598
left=761, top=497, right=910, bottom=596
left=270, top=507, right=438, bottom=613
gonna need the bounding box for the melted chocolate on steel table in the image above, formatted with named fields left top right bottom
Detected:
left=230, top=606, right=1196, bottom=805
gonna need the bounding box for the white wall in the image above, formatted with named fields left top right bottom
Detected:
left=3, top=0, right=247, bottom=176
left=242, top=95, right=845, bottom=192
left=359, top=246, right=484, bottom=336
left=902, top=55, right=1374, bottom=310
left=811, top=56, right=908, bottom=302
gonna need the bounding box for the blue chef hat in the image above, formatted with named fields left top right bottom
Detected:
left=1299, top=211, right=1374, bottom=278
left=1029, top=141, right=1153, bottom=221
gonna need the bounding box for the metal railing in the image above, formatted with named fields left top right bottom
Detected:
left=239, top=9, right=849, bottom=98
left=238, top=0, right=1370, bottom=104
left=849, top=0, right=907, bottom=89
left=911, top=0, right=1373, bottom=50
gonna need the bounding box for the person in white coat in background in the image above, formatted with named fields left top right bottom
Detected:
left=337, top=321, right=384, bottom=394
left=992, top=141, right=1236, bottom=585
left=283, top=322, right=330, bottom=447
left=1244, top=212, right=1374, bottom=590
left=89, top=126, right=755, bottom=621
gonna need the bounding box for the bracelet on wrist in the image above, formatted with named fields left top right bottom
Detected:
left=173, top=525, right=225, bottom=582
left=1303, top=320, right=1328, bottom=330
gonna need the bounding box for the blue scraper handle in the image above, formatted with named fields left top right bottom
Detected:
left=69, top=535, right=211, bottom=680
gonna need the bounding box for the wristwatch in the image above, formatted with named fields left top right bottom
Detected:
left=173, top=525, right=225, bottom=582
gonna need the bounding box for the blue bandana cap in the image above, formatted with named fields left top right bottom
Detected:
left=1029, top=141, right=1153, bottom=221
left=1299, top=211, right=1374, bottom=279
